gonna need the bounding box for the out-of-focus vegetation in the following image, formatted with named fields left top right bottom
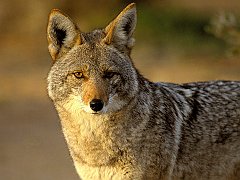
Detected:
left=207, top=12, right=240, bottom=56
left=0, top=1, right=239, bottom=180
left=137, top=6, right=225, bottom=56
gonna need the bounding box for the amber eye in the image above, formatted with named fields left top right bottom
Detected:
left=103, top=71, right=118, bottom=79
left=73, top=72, right=84, bottom=79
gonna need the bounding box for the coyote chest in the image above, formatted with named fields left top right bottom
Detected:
left=57, top=104, right=119, bottom=165
left=74, top=162, right=133, bottom=180
left=57, top=103, right=138, bottom=179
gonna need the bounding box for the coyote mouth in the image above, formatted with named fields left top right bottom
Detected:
left=91, top=112, right=102, bottom=115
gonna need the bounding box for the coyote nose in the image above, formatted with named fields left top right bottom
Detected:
left=90, top=99, right=104, bottom=112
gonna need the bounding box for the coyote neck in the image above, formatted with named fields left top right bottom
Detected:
left=55, top=86, right=149, bottom=162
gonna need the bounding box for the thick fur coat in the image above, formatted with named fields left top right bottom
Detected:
left=47, top=3, right=240, bottom=179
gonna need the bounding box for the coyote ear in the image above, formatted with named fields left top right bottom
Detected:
left=103, top=3, right=137, bottom=54
left=47, top=9, right=82, bottom=61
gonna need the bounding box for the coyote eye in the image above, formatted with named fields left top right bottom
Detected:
left=73, top=72, right=84, bottom=79
left=103, top=71, right=118, bottom=79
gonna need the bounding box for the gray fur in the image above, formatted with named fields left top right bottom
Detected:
left=47, top=3, right=240, bottom=180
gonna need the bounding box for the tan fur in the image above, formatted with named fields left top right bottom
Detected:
left=82, top=79, right=108, bottom=106
left=104, top=3, right=136, bottom=45
left=47, top=3, right=240, bottom=180
left=47, top=9, right=82, bottom=61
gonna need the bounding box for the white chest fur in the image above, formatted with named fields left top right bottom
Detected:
left=55, top=101, right=137, bottom=178
left=74, top=161, right=133, bottom=180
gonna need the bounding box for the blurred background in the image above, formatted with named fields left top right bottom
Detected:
left=0, top=0, right=239, bottom=179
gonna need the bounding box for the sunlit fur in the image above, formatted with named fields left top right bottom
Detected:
left=47, top=3, right=240, bottom=180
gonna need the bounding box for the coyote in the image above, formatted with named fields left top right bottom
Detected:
left=47, top=3, right=240, bottom=179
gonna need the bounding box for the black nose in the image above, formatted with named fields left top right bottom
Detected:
left=90, top=99, right=104, bottom=112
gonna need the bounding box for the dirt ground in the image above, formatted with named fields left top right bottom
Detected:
left=0, top=99, right=79, bottom=180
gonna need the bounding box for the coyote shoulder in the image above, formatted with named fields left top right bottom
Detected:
left=47, top=3, right=240, bottom=179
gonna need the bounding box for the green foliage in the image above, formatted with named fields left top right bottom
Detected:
left=206, top=12, right=240, bottom=57
left=135, top=5, right=226, bottom=56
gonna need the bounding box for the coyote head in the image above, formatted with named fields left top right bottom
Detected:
left=47, top=3, right=139, bottom=114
